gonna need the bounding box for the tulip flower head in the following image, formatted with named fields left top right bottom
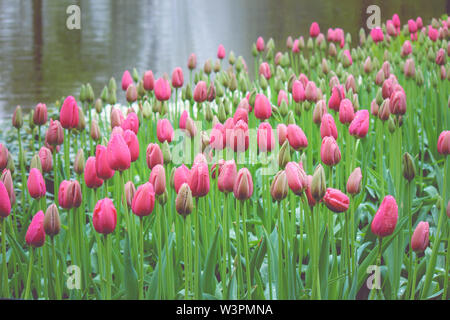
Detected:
left=437, top=130, right=450, bottom=155
left=107, top=133, right=131, bottom=172
left=323, top=188, right=349, bottom=212
left=371, top=195, right=398, bottom=237
left=131, top=182, right=156, bottom=217
left=233, top=168, right=253, bottom=201
left=60, top=96, right=79, bottom=129
left=27, top=168, right=46, bottom=199
left=26, top=211, right=46, bottom=247
left=189, top=161, right=210, bottom=198
left=93, top=198, right=117, bottom=234
left=411, top=221, right=429, bottom=252
left=0, top=181, right=11, bottom=218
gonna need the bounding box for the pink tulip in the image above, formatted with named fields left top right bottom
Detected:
left=210, top=123, right=226, bottom=151
left=277, top=123, right=288, bottom=146
left=38, top=147, right=53, bottom=173
left=107, top=133, right=131, bottom=172
left=321, top=136, right=341, bottom=166
left=233, top=108, right=248, bottom=125
left=131, top=182, right=155, bottom=217
left=27, top=168, right=46, bottom=199
left=230, top=120, right=249, bottom=152
left=298, top=73, right=309, bottom=88
left=84, top=157, right=103, bottom=189
left=277, top=90, right=288, bottom=107
left=309, top=22, right=320, bottom=38
left=437, top=131, right=450, bottom=155
left=143, top=70, right=155, bottom=91
left=371, top=195, right=398, bottom=237
left=189, top=161, right=210, bottom=198
left=349, top=110, right=370, bottom=138
left=408, top=19, right=417, bottom=34
left=392, top=14, right=400, bottom=28
left=416, top=17, right=423, bottom=29
left=188, top=53, right=197, bottom=70
left=386, top=20, right=396, bottom=36
left=93, top=198, right=117, bottom=234
left=257, top=122, right=275, bottom=152
left=305, top=175, right=316, bottom=207
left=121, top=112, right=139, bottom=135
left=305, top=81, right=318, bottom=102
left=389, top=89, right=406, bottom=115
left=157, top=118, right=174, bottom=143
left=292, top=39, right=300, bottom=53
left=33, top=103, right=48, bottom=126
left=292, top=80, right=306, bottom=103
left=1, top=169, right=15, bottom=206
left=370, top=27, right=384, bottom=43
left=339, top=98, right=355, bottom=125
left=217, top=44, right=226, bottom=59
left=285, top=162, right=307, bottom=195
left=149, top=164, right=166, bottom=196
left=193, top=81, right=207, bottom=103
left=259, top=62, right=271, bottom=80
left=346, top=167, right=362, bottom=195
left=179, top=110, right=189, bottom=129
left=174, top=164, right=190, bottom=193
left=25, top=211, right=45, bottom=247
left=428, top=26, right=438, bottom=41
left=154, top=77, right=171, bottom=101
left=233, top=168, right=253, bottom=200
left=323, top=188, right=349, bottom=212
left=95, top=145, right=115, bottom=181
left=411, top=221, right=429, bottom=252
left=121, top=70, right=133, bottom=91
left=0, top=144, right=8, bottom=171
left=343, top=49, right=352, bottom=66
left=256, top=36, right=265, bottom=52
left=123, top=129, right=139, bottom=162
left=254, top=93, right=272, bottom=120
left=110, top=107, right=124, bottom=128
left=218, top=160, right=237, bottom=193
left=287, top=124, right=308, bottom=151
left=60, top=96, right=79, bottom=129
left=46, top=119, right=64, bottom=146
left=146, top=143, right=163, bottom=170
left=171, top=67, right=184, bottom=88
left=0, top=181, right=11, bottom=218
left=320, top=113, right=338, bottom=140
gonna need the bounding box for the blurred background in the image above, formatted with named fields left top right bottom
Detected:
left=0, top=0, right=448, bottom=120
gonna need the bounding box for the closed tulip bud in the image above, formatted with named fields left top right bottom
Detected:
left=0, top=181, right=11, bottom=218
left=149, top=164, right=166, bottom=196
left=389, top=90, right=406, bottom=115
left=171, top=67, right=184, bottom=88
left=278, top=139, right=291, bottom=169
left=437, top=131, right=450, bottom=155
left=339, top=98, right=355, bottom=125
left=1, top=169, right=15, bottom=206
left=257, top=122, right=275, bottom=152
left=313, top=99, right=327, bottom=125
left=328, top=85, right=345, bottom=112
left=185, top=117, right=198, bottom=138
left=371, top=195, right=398, bottom=237
left=173, top=164, right=190, bottom=193
left=126, top=84, right=138, bottom=103
left=207, top=84, right=216, bottom=103
left=160, top=140, right=171, bottom=164
left=108, top=88, right=117, bottom=105
left=370, top=99, right=379, bottom=116
left=121, top=70, right=133, bottom=91
left=65, top=180, right=82, bottom=208
left=39, top=147, right=53, bottom=173
left=95, top=145, right=115, bottom=181
left=85, top=157, right=103, bottom=189
left=378, top=99, right=391, bottom=121
left=287, top=124, right=308, bottom=150
left=364, top=57, right=372, bottom=73
left=447, top=200, right=450, bottom=218
left=233, top=168, right=253, bottom=200
left=0, top=144, right=8, bottom=171
left=328, top=42, right=337, bottom=56
left=30, top=154, right=42, bottom=173
left=74, top=149, right=85, bottom=175
left=86, top=83, right=94, bottom=102
left=107, top=133, right=131, bottom=171
left=93, top=198, right=117, bottom=234
left=320, top=113, right=338, bottom=140
left=146, top=143, right=163, bottom=170
left=12, top=105, right=23, bottom=129
left=93, top=99, right=102, bottom=114
left=26, top=211, right=45, bottom=247
left=176, top=183, right=193, bottom=217
left=156, top=118, right=174, bottom=143
left=33, top=103, right=48, bottom=126
left=154, top=78, right=171, bottom=101
left=271, top=170, right=288, bottom=202
left=277, top=124, right=288, bottom=146
left=193, top=81, right=207, bottom=103
left=110, top=107, right=124, bottom=129
left=311, top=164, right=326, bottom=201
left=6, top=153, right=14, bottom=173
left=90, top=120, right=101, bottom=141
left=285, top=162, right=307, bottom=195
left=349, top=110, right=370, bottom=138
left=305, top=81, right=318, bottom=102
left=346, top=167, right=362, bottom=195
left=124, top=181, right=136, bottom=208
left=76, top=107, right=86, bottom=132
left=60, top=96, right=79, bottom=129
left=189, top=161, right=210, bottom=198
left=411, top=221, right=429, bottom=252
left=187, top=53, right=197, bottom=70
left=46, top=119, right=64, bottom=146
left=402, top=152, right=416, bottom=182
left=28, top=110, right=35, bottom=130
left=321, top=136, right=341, bottom=166
left=259, top=75, right=268, bottom=90
left=43, top=203, right=60, bottom=237
left=292, top=80, right=305, bottom=103
left=323, top=188, right=350, bottom=212
left=218, top=160, right=237, bottom=193
left=388, top=116, right=396, bottom=133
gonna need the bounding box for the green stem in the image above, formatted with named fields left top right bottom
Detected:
left=51, top=237, right=62, bottom=300
left=1, top=218, right=9, bottom=297
left=139, top=217, right=144, bottom=300
left=24, top=247, right=34, bottom=300
left=242, top=200, right=251, bottom=299
left=105, top=235, right=111, bottom=300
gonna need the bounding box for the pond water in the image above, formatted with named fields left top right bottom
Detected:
left=0, top=0, right=447, bottom=120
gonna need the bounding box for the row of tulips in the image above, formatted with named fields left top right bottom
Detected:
left=0, top=13, right=449, bottom=300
